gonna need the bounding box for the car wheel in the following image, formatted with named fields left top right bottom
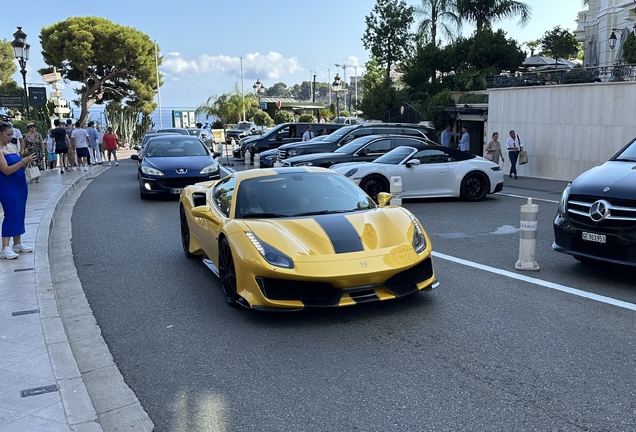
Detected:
left=180, top=206, right=196, bottom=259
left=360, top=175, right=389, bottom=202
left=460, top=172, right=489, bottom=201
left=219, top=238, right=240, bottom=308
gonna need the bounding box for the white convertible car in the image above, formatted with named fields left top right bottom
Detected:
left=331, top=144, right=504, bottom=201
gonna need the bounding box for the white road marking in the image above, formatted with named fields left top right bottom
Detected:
left=498, top=193, right=559, bottom=204
left=432, top=251, right=636, bottom=312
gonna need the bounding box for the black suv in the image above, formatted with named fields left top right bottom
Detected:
left=225, top=121, right=258, bottom=144
left=276, top=123, right=438, bottom=162
left=553, top=137, right=636, bottom=266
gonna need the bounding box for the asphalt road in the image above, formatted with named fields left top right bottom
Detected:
left=71, top=159, right=636, bottom=432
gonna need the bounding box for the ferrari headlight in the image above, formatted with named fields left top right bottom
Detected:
left=558, top=183, right=571, bottom=214
left=343, top=167, right=358, bottom=177
left=245, top=232, right=294, bottom=269
left=293, top=162, right=313, bottom=167
left=199, top=163, right=220, bottom=174
left=141, top=166, right=164, bottom=176
left=408, top=214, right=427, bottom=254
left=287, top=149, right=304, bottom=156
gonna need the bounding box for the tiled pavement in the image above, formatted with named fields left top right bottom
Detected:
left=0, top=156, right=153, bottom=432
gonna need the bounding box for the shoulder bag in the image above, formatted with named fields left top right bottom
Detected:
left=25, top=164, right=41, bottom=181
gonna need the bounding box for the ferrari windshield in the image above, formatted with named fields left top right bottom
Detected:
left=145, top=139, right=210, bottom=157
left=236, top=172, right=376, bottom=218
left=373, top=146, right=417, bottom=165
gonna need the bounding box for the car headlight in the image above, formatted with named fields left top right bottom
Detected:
left=558, top=183, right=571, bottom=214
left=343, top=167, right=358, bottom=177
left=245, top=232, right=294, bottom=269
left=293, top=162, right=313, bottom=167
left=262, top=154, right=274, bottom=161
left=141, top=166, right=164, bottom=176
left=287, top=149, right=304, bottom=156
left=199, top=163, right=220, bottom=174
left=408, top=214, right=427, bottom=254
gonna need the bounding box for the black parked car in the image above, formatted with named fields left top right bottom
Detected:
left=276, top=122, right=438, bottom=163
left=553, top=137, right=636, bottom=266
left=225, top=121, right=257, bottom=144
left=282, top=135, right=433, bottom=168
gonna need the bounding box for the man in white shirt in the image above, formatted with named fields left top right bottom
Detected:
left=71, top=121, right=91, bottom=171
left=505, top=129, right=523, bottom=179
left=302, top=125, right=315, bottom=141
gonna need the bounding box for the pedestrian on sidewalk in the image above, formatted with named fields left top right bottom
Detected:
left=71, top=121, right=91, bottom=171
left=96, top=125, right=105, bottom=161
left=52, top=119, right=70, bottom=173
left=24, top=123, right=46, bottom=180
left=65, top=119, right=77, bottom=170
left=87, top=121, right=102, bottom=165
left=0, top=123, right=35, bottom=259
left=103, top=127, right=119, bottom=166
left=484, top=132, right=504, bottom=165
left=506, top=129, right=523, bottom=179
left=45, top=129, right=57, bottom=171
left=458, top=127, right=470, bottom=151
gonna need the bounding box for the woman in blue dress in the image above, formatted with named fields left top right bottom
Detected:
left=0, top=123, right=34, bottom=259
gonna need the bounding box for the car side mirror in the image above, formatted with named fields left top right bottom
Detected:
left=405, top=159, right=421, bottom=168
left=133, top=145, right=140, bottom=150
left=377, top=192, right=392, bottom=207
left=130, top=154, right=140, bottom=161
left=213, top=152, right=221, bottom=158
left=191, top=205, right=221, bottom=224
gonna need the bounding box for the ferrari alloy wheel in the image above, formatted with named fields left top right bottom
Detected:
left=360, top=175, right=389, bottom=202
left=219, top=238, right=240, bottom=307
left=180, top=206, right=196, bottom=259
left=461, top=172, right=489, bottom=201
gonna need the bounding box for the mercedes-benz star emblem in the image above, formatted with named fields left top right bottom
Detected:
left=589, top=200, right=610, bottom=222
left=176, top=169, right=187, bottom=174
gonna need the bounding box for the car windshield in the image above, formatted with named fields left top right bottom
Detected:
left=188, top=129, right=209, bottom=137
left=156, top=128, right=189, bottom=135
left=334, top=136, right=378, bottom=154
left=613, top=138, right=636, bottom=161
left=373, top=146, right=417, bottom=165
left=319, top=125, right=358, bottom=143
left=145, top=139, right=210, bottom=157
left=234, top=122, right=253, bottom=130
left=236, top=172, right=376, bottom=218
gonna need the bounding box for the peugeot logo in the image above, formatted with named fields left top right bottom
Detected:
left=175, top=169, right=187, bottom=174
left=589, top=199, right=610, bottom=222
left=603, top=187, right=610, bottom=192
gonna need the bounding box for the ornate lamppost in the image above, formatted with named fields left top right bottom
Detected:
left=331, top=74, right=342, bottom=122
left=11, top=27, right=30, bottom=120
left=252, top=79, right=264, bottom=108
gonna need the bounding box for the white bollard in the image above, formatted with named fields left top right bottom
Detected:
left=390, top=176, right=402, bottom=206
left=273, top=159, right=283, bottom=168
left=515, top=197, right=540, bottom=271
left=244, top=147, right=251, bottom=168
left=216, top=142, right=223, bottom=156
left=254, top=152, right=260, bottom=168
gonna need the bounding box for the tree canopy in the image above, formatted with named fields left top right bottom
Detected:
left=39, top=16, right=160, bottom=124
left=539, top=26, right=578, bottom=61
left=456, top=0, right=531, bottom=32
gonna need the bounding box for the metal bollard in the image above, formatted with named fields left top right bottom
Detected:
left=254, top=152, right=260, bottom=168
left=244, top=147, right=251, bottom=168
left=390, top=176, right=402, bottom=206
left=515, top=197, right=540, bottom=271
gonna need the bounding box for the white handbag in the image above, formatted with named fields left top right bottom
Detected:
left=25, top=164, right=41, bottom=181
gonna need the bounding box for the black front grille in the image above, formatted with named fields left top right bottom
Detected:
left=385, top=259, right=434, bottom=297
left=278, top=150, right=287, bottom=159
left=568, top=194, right=636, bottom=230
left=256, top=278, right=341, bottom=307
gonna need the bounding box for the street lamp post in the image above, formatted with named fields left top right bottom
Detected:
left=252, top=79, right=265, bottom=108
left=11, top=27, right=30, bottom=120
left=331, top=74, right=342, bottom=121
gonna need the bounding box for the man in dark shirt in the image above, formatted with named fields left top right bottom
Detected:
left=51, top=119, right=70, bottom=173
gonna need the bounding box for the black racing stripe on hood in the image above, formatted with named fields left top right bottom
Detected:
left=314, top=214, right=363, bottom=254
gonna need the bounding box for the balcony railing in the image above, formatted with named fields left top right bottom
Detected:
left=488, top=64, right=636, bottom=89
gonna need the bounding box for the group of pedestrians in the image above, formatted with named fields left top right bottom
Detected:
left=442, top=125, right=525, bottom=179
left=48, top=120, right=119, bottom=172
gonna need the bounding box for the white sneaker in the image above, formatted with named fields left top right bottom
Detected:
left=84, top=165, right=88, bottom=171
left=115, top=162, right=119, bottom=166
left=0, top=246, right=18, bottom=259
left=12, top=243, right=33, bottom=253
left=107, top=162, right=112, bottom=166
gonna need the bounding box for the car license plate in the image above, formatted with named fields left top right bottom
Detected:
left=582, top=232, right=606, bottom=243
left=171, top=188, right=183, bottom=194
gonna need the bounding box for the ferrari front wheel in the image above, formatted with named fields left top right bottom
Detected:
left=360, top=175, right=389, bottom=202
left=180, top=206, right=196, bottom=259
left=219, top=238, right=240, bottom=308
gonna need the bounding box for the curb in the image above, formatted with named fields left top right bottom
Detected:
left=37, top=167, right=154, bottom=431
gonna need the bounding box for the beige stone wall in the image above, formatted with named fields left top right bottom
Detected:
left=487, top=81, right=636, bottom=181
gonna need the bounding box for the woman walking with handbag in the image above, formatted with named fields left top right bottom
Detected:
left=506, top=130, right=523, bottom=179
left=24, top=123, right=45, bottom=182
left=0, top=123, right=35, bottom=259
left=484, top=132, right=504, bottom=165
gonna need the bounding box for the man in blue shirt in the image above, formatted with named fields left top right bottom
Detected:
left=86, top=121, right=102, bottom=165
left=458, top=127, right=470, bottom=151
left=440, top=124, right=460, bottom=147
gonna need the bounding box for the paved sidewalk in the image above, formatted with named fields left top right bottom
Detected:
left=0, top=159, right=152, bottom=432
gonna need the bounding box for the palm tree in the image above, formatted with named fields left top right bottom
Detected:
left=414, top=0, right=461, bottom=46
left=456, top=0, right=531, bottom=33
left=195, top=84, right=257, bottom=134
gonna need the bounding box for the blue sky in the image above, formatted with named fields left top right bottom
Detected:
left=11, top=0, right=585, bottom=110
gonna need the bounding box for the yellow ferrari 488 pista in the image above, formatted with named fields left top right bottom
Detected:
left=179, top=167, right=438, bottom=310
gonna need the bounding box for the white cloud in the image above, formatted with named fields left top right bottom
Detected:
left=161, top=51, right=302, bottom=80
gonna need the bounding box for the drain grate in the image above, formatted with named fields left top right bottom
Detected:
left=14, top=267, right=34, bottom=272
left=20, top=384, right=58, bottom=398
left=12, top=309, right=39, bottom=316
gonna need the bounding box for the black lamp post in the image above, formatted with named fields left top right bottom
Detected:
left=609, top=30, right=618, bottom=50
left=11, top=27, right=30, bottom=120
left=252, top=79, right=264, bottom=108
left=331, top=74, right=342, bottom=121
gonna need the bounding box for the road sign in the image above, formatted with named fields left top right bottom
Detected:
left=54, top=107, right=70, bottom=114
left=0, top=95, right=25, bottom=108
left=260, top=102, right=267, bottom=109
left=52, top=82, right=65, bottom=90
left=50, top=91, right=63, bottom=98
left=42, top=72, right=62, bottom=83
left=29, top=87, right=47, bottom=107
